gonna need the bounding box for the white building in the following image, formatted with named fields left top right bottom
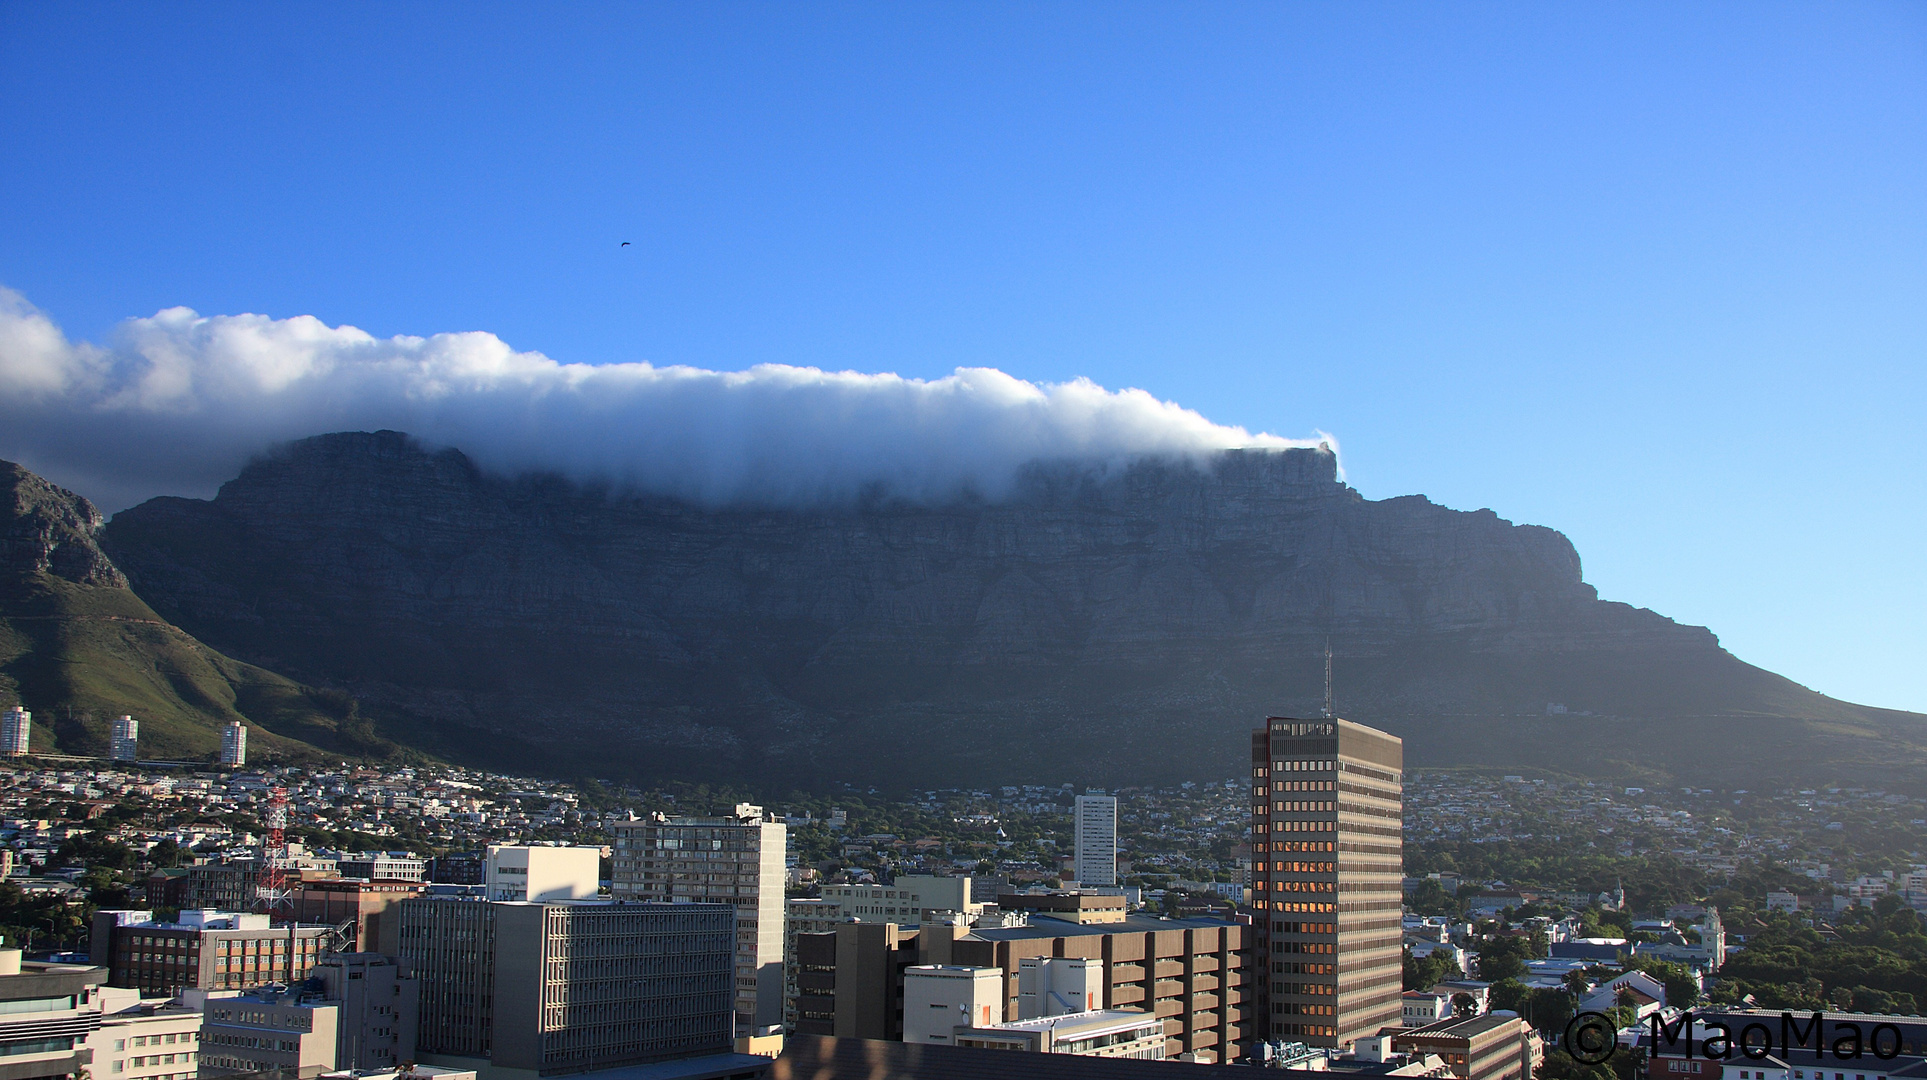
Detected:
left=219, top=722, right=246, bottom=768
left=79, top=987, right=205, bottom=1080
left=483, top=844, right=599, bottom=902
left=1402, top=990, right=1453, bottom=1027
left=901, top=966, right=1003, bottom=1044
left=111, top=715, right=140, bottom=761
left=953, top=1010, right=1167, bottom=1059
left=1073, top=794, right=1118, bottom=887
left=199, top=985, right=340, bottom=1078
left=1019, top=956, right=1104, bottom=1018
left=608, top=803, right=787, bottom=1033
left=814, top=876, right=978, bottom=922
left=0, top=707, right=30, bottom=757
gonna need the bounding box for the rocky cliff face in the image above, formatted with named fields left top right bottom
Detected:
left=99, top=431, right=1917, bottom=786
left=2, top=462, right=127, bottom=588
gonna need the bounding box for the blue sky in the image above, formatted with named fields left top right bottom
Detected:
left=2, top=3, right=1923, bottom=711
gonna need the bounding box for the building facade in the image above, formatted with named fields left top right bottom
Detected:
left=1, top=706, right=30, bottom=757
left=0, top=950, right=105, bottom=1080
left=109, top=715, right=139, bottom=762
left=293, top=879, right=427, bottom=958
left=1251, top=715, right=1403, bottom=1048
left=793, top=913, right=1248, bottom=1064
left=335, top=856, right=427, bottom=884
left=399, top=896, right=737, bottom=1076
left=311, top=952, right=417, bottom=1074
left=198, top=985, right=340, bottom=1079
left=1073, top=795, right=1118, bottom=888
left=90, top=910, right=332, bottom=996
left=609, top=805, right=786, bottom=1032
left=482, top=845, right=598, bottom=903
left=79, top=987, right=204, bottom=1080
left=219, top=722, right=246, bottom=768
left=1392, top=1015, right=1537, bottom=1080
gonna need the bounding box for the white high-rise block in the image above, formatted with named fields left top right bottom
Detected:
left=485, top=844, right=600, bottom=902
left=1073, top=793, right=1117, bottom=887
left=110, top=715, right=139, bottom=761
left=221, top=721, right=247, bottom=767
left=0, top=707, right=29, bottom=757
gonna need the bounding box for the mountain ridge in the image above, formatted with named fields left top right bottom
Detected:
left=0, top=459, right=407, bottom=764
left=93, top=430, right=1927, bottom=790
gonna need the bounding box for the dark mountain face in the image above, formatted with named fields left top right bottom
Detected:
left=100, top=431, right=1927, bottom=788
left=2, top=462, right=127, bottom=589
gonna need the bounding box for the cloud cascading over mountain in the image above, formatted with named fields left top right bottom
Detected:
left=0, top=287, right=1327, bottom=512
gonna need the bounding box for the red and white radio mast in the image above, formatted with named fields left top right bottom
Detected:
left=255, top=786, right=294, bottom=916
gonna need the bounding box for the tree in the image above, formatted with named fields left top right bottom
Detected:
left=1490, top=978, right=1529, bottom=1014
left=1525, top=986, right=1577, bottom=1034
left=1563, top=969, right=1593, bottom=998
left=1405, top=947, right=1461, bottom=992
left=1481, top=950, right=1527, bottom=982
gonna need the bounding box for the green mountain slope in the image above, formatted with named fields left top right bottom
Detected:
left=0, top=461, right=405, bottom=764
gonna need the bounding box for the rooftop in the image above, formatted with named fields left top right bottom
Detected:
left=965, top=913, right=1237, bottom=943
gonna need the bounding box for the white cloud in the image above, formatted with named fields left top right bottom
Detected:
left=0, top=287, right=1334, bottom=512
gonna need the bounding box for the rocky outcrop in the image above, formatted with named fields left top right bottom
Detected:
left=98, top=431, right=1923, bottom=787
left=2, top=462, right=127, bottom=588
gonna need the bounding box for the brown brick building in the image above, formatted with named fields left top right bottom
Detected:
left=793, top=913, right=1249, bottom=1064
left=1250, top=716, right=1403, bottom=1048
left=1392, top=1015, right=1538, bottom=1080
left=293, top=879, right=427, bottom=957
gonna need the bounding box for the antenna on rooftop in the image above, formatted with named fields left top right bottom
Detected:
left=1322, top=638, right=1334, bottom=720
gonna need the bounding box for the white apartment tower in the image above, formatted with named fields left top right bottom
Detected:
left=0, top=707, right=29, bottom=757
left=608, top=803, right=786, bottom=1034
left=1073, top=793, right=1118, bottom=887
left=220, top=721, right=247, bottom=767
left=483, top=844, right=600, bottom=902
left=110, top=715, right=139, bottom=761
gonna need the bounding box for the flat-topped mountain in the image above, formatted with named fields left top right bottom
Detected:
left=97, top=431, right=1927, bottom=788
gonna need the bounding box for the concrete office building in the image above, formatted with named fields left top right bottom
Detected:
left=79, top=986, right=204, bottom=1080
left=1073, top=794, right=1118, bottom=888
left=483, top=845, right=598, bottom=903
left=293, top=879, right=427, bottom=958
left=900, top=966, right=1003, bottom=1044
left=312, top=952, right=417, bottom=1074
left=399, top=895, right=740, bottom=1078
left=198, top=985, right=340, bottom=1079
left=792, top=912, right=1248, bottom=1063
left=110, top=715, right=139, bottom=762
left=1250, top=716, right=1404, bottom=1048
left=1, top=706, right=30, bottom=757
left=609, top=804, right=786, bottom=1033
left=0, top=948, right=106, bottom=1080
left=219, top=722, right=246, bottom=768
left=336, top=856, right=427, bottom=884
left=785, top=876, right=980, bottom=1028
left=91, top=910, right=332, bottom=995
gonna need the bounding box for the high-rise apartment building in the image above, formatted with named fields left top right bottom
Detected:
left=1250, top=716, right=1403, bottom=1048
left=609, top=804, right=786, bottom=1033
left=398, top=896, right=739, bottom=1076
left=111, top=714, right=140, bottom=761
left=0, top=706, right=30, bottom=757
left=1072, top=794, right=1118, bottom=887
left=220, top=722, right=247, bottom=768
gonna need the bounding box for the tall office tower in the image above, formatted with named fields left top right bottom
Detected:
left=0, top=707, right=29, bottom=757
left=1073, top=794, right=1118, bottom=887
left=1251, top=716, right=1403, bottom=1049
left=110, top=715, right=139, bottom=761
left=399, top=896, right=737, bottom=1074
left=220, top=721, right=247, bottom=767
left=608, top=803, right=787, bottom=1033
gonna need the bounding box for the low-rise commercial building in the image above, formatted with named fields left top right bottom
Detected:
left=335, top=856, right=427, bottom=884
left=90, top=911, right=332, bottom=996
left=953, top=1010, right=1168, bottom=1059
left=1392, top=1015, right=1537, bottom=1080
left=482, top=845, right=600, bottom=903
left=198, top=985, right=340, bottom=1079
left=79, top=987, right=204, bottom=1080
left=293, top=879, right=427, bottom=958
